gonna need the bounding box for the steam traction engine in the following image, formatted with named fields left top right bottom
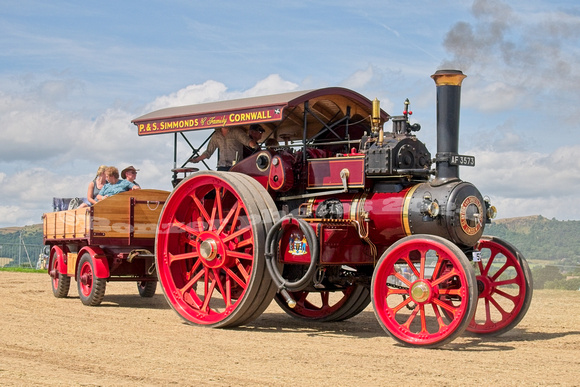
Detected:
left=133, top=70, right=533, bottom=347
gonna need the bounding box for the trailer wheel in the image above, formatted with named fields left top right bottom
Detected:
left=49, top=246, right=70, bottom=298
left=371, top=235, right=477, bottom=348
left=137, top=281, right=157, bottom=297
left=468, top=236, right=533, bottom=335
left=275, top=285, right=370, bottom=322
left=77, top=253, right=107, bottom=306
left=155, top=172, right=277, bottom=327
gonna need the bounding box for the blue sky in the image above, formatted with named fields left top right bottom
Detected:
left=1, top=0, right=579, bottom=227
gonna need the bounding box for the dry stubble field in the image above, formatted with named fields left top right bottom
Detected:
left=0, top=271, right=579, bottom=386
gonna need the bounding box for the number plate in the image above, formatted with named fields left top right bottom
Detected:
left=450, top=155, right=475, bottom=166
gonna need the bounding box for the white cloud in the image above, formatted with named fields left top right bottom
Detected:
left=145, top=74, right=299, bottom=113
left=462, top=81, right=522, bottom=112
left=462, top=145, right=580, bottom=220
left=341, top=65, right=374, bottom=90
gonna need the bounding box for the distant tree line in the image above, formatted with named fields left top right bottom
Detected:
left=485, top=216, right=580, bottom=290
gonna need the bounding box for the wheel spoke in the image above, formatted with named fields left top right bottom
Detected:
left=192, top=193, right=212, bottom=226
left=393, top=271, right=412, bottom=287
left=224, top=267, right=247, bottom=288
left=438, top=288, right=462, bottom=296
left=481, top=249, right=498, bottom=276
left=168, top=251, right=199, bottom=264
left=488, top=295, right=510, bottom=319
left=493, top=287, right=518, bottom=302
left=391, top=294, right=413, bottom=313
left=201, top=275, right=218, bottom=313
left=491, top=278, right=518, bottom=287
left=403, top=256, right=420, bottom=278
left=223, top=225, right=251, bottom=244
left=320, top=292, right=330, bottom=308
left=402, top=304, right=420, bottom=330
left=419, top=251, right=426, bottom=279
left=172, top=219, right=201, bottom=236
left=234, top=259, right=250, bottom=281
left=419, top=305, right=428, bottom=334
left=388, top=288, right=408, bottom=295
left=212, top=268, right=230, bottom=306
left=431, top=267, right=459, bottom=287
left=432, top=303, right=448, bottom=329
left=227, top=250, right=253, bottom=262
left=433, top=297, right=457, bottom=315
left=216, top=199, right=239, bottom=235
left=490, top=261, right=511, bottom=281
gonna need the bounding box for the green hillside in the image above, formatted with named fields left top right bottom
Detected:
left=484, top=215, right=580, bottom=271
left=0, top=224, right=43, bottom=245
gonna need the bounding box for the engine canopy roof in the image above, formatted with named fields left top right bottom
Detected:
left=132, top=87, right=390, bottom=142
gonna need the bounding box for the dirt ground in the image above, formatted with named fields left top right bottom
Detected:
left=0, top=271, right=578, bottom=386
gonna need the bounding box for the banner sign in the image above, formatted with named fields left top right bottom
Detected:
left=136, top=106, right=284, bottom=136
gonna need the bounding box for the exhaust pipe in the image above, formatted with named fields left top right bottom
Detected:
left=431, top=69, right=466, bottom=186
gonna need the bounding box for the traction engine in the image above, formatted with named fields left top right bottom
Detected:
left=136, top=70, right=533, bottom=347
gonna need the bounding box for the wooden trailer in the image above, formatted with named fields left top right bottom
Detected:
left=44, top=189, right=170, bottom=305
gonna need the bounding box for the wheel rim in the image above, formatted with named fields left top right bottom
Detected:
left=156, top=173, right=264, bottom=326
left=372, top=236, right=476, bottom=346
left=277, top=287, right=357, bottom=320
left=469, top=237, right=531, bottom=334
left=79, top=260, right=94, bottom=297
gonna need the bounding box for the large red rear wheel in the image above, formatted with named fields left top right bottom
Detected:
left=275, top=285, right=371, bottom=322
left=371, top=235, right=477, bottom=347
left=469, top=236, right=533, bottom=335
left=155, top=172, right=278, bottom=327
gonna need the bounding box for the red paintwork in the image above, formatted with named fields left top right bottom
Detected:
left=50, top=245, right=67, bottom=278
left=307, top=156, right=365, bottom=189
left=269, top=154, right=295, bottom=192
left=78, top=246, right=110, bottom=279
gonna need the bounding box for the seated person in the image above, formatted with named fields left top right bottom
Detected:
left=121, top=165, right=140, bottom=188
left=96, top=166, right=140, bottom=201
left=79, top=165, right=107, bottom=208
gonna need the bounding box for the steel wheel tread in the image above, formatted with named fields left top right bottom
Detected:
left=224, top=173, right=280, bottom=325
left=156, top=172, right=276, bottom=327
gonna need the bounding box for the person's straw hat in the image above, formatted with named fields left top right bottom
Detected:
left=121, top=166, right=139, bottom=179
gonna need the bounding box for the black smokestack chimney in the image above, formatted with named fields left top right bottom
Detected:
left=431, top=69, right=466, bottom=186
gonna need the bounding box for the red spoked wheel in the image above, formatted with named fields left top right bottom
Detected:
left=469, top=235, right=533, bottom=335
left=76, top=252, right=107, bottom=306
left=371, top=235, right=477, bottom=347
left=155, top=172, right=278, bottom=327
left=275, top=285, right=371, bottom=322
left=49, top=246, right=70, bottom=298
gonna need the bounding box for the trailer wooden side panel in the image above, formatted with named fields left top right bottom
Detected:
left=43, top=189, right=170, bottom=244
left=91, top=189, right=169, bottom=241
left=43, top=207, right=90, bottom=241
